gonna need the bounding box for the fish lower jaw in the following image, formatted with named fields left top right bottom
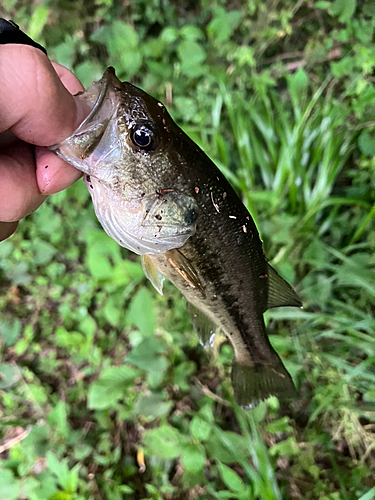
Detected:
left=86, top=177, right=195, bottom=255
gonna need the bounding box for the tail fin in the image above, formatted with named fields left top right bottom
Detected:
left=231, top=359, right=296, bottom=408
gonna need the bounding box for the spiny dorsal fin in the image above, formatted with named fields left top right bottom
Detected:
left=141, top=254, right=165, bottom=295
left=186, top=302, right=218, bottom=348
left=266, top=264, right=302, bottom=310
left=165, top=249, right=206, bottom=297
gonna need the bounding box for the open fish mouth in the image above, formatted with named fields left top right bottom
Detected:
left=49, top=67, right=121, bottom=174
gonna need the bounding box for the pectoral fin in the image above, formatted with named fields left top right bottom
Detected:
left=186, top=302, right=217, bottom=348
left=165, top=249, right=206, bottom=297
left=231, top=358, right=296, bottom=408
left=141, top=255, right=165, bottom=295
left=266, top=264, right=302, bottom=310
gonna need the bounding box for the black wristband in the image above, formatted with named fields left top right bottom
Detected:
left=0, top=18, right=47, bottom=55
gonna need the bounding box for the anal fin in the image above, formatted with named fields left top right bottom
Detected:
left=141, top=254, right=165, bottom=295
left=266, top=264, right=302, bottom=310
left=186, top=302, right=218, bottom=348
left=231, top=358, right=296, bottom=408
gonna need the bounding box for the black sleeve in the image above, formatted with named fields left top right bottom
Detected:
left=0, top=18, right=47, bottom=55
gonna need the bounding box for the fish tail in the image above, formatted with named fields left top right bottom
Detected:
left=231, top=358, right=296, bottom=408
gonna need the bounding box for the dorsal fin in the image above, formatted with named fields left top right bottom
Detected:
left=141, top=254, right=165, bottom=295
left=186, top=302, right=218, bottom=349
left=266, top=264, right=302, bottom=310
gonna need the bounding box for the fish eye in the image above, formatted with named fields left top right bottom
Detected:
left=130, top=123, right=157, bottom=151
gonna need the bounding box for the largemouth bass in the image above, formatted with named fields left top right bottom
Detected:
left=51, top=67, right=302, bottom=407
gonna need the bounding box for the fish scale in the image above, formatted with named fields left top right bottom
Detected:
left=51, top=67, right=302, bottom=407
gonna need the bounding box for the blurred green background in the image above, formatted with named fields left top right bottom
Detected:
left=0, top=0, right=375, bottom=499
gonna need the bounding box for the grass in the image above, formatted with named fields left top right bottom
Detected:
left=1, top=0, right=375, bottom=499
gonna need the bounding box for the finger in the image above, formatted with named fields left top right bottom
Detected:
left=36, top=62, right=86, bottom=194
left=0, top=221, right=18, bottom=242
left=52, top=62, right=85, bottom=95
left=35, top=147, right=82, bottom=195
left=0, top=45, right=88, bottom=145
left=0, top=139, right=47, bottom=222
left=37, top=63, right=85, bottom=193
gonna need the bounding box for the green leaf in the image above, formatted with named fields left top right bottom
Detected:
left=133, top=393, right=173, bottom=419
left=206, top=430, right=250, bottom=464
left=126, top=338, right=166, bottom=373
left=288, top=68, right=309, bottom=96
left=28, top=5, right=49, bottom=40
left=181, top=443, right=206, bottom=473
left=314, top=1, right=332, bottom=8
left=74, top=61, right=104, bottom=89
left=127, top=288, right=156, bottom=336
left=178, top=40, right=206, bottom=77
left=190, top=405, right=213, bottom=441
left=143, top=425, right=182, bottom=459
left=0, top=318, right=21, bottom=346
left=91, top=21, right=142, bottom=78
left=207, top=7, right=242, bottom=44
left=332, top=0, right=356, bottom=22
left=173, top=361, right=196, bottom=391
left=0, top=468, right=20, bottom=500
left=217, top=463, right=246, bottom=493
left=0, top=363, right=21, bottom=389
left=269, top=436, right=299, bottom=457
left=32, top=240, right=57, bottom=265
left=265, top=416, right=293, bottom=434
left=85, top=230, right=121, bottom=280
left=358, top=129, right=375, bottom=157
left=357, top=487, right=375, bottom=500
left=87, top=365, right=138, bottom=409
left=48, top=402, right=69, bottom=439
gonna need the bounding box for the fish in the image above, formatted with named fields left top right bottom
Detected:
left=50, top=67, right=302, bottom=407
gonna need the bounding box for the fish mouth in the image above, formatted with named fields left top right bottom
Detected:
left=48, top=67, right=123, bottom=173
left=74, top=67, right=120, bottom=127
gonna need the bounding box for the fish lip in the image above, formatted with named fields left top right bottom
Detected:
left=48, top=67, right=119, bottom=156
left=66, top=67, right=115, bottom=137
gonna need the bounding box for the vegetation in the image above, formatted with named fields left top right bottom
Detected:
left=0, top=0, right=375, bottom=498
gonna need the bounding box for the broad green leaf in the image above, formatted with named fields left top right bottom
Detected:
left=133, top=393, right=173, bottom=419
left=190, top=405, right=213, bottom=441
left=87, top=365, right=138, bottom=409
left=74, top=61, right=104, bottom=89
left=181, top=443, right=206, bottom=473
left=143, top=425, right=182, bottom=459
left=269, top=436, right=299, bottom=457
left=288, top=68, right=309, bottom=96
left=358, top=129, right=375, bottom=157
left=178, top=40, right=206, bottom=77
left=0, top=318, right=21, bottom=346
left=207, top=7, right=242, bottom=44
left=32, top=240, right=56, bottom=265
left=206, top=430, right=250, bottom=464
left=0, top=363, right=20, bottom=389
left=0, top=468, right=20, bottom=500
left=332, top=0, right=356, bottom=22
left=91, top=21, right=142, bottom=78
left=126, top=338, right=166, bottom=373
left=127, top=288, right=156, bottom=337
left=217, top=463, right=246, bottom=493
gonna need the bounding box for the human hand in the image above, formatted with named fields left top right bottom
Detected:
left=0, top=44, right=89, bottom=241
